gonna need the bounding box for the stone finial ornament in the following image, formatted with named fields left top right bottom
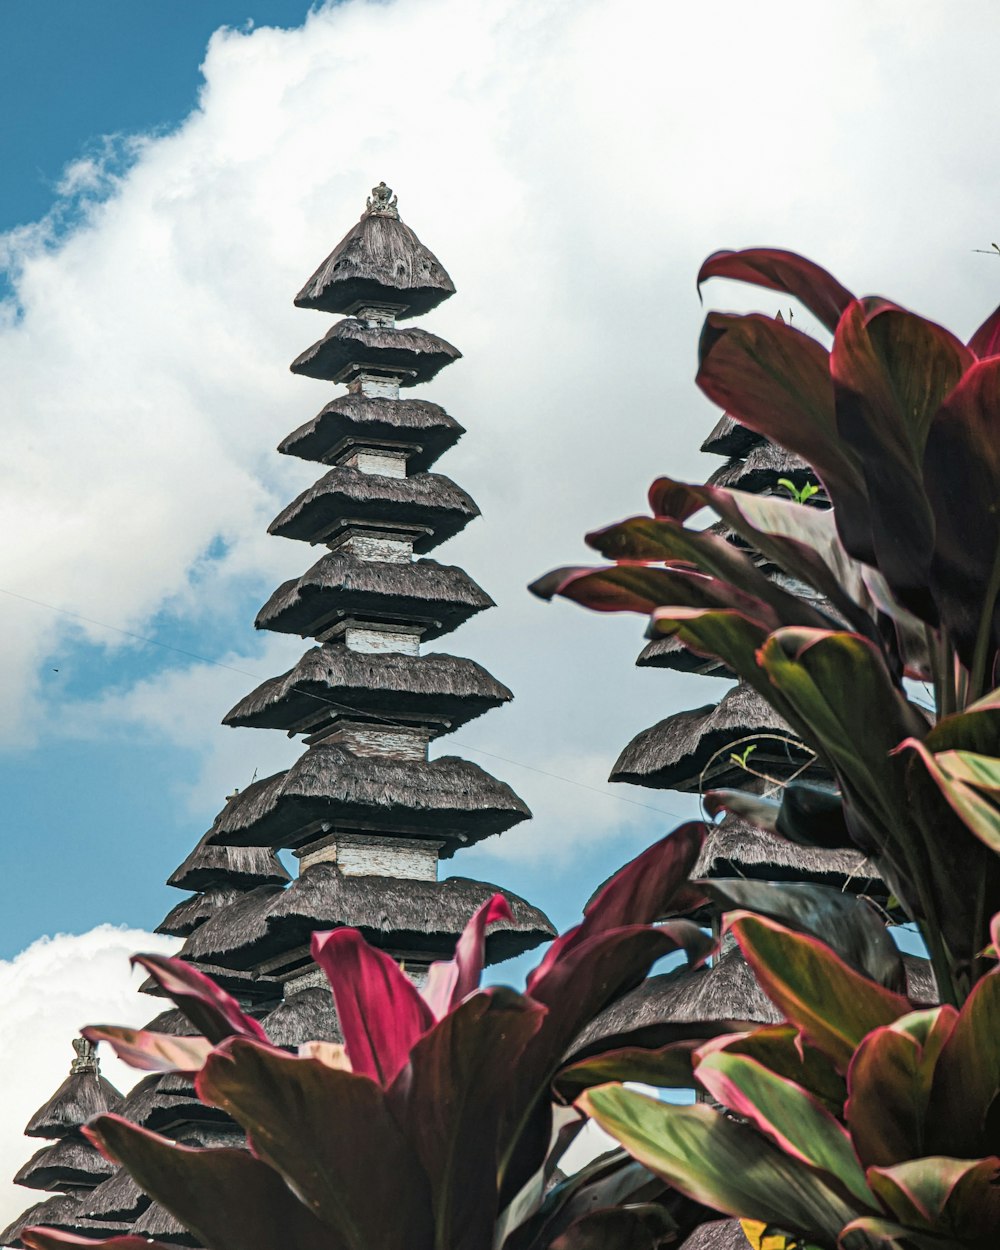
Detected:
left=366, top=181, right=399, bottom=218
left=70, top=1037, right=99, bottom=1074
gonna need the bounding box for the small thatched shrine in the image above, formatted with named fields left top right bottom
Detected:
left=4, top=185, right=553, bottom=1248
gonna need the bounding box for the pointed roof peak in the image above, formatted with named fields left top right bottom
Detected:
left=365, top=180, right=398, bottom=219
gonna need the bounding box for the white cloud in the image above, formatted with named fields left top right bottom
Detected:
left=0, top=926, right=179, bottom=1230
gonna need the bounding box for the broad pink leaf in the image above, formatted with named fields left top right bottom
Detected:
left=866, top=1155, right=1000, bottom=1239
left=968, top=301, right=1000, bottom=357
left=81, top=1026, right=213, bottom=1074
left=900, top=738, right=1000, bottom=854
left=23, top=1237, right=176, bottom=1250
left=311, top=927, right=434, bottom=1086
left=130, top=955, right=269, bottom=1045
left=729, top=913, right=910, bottom=1071
left=696, top=248, right=854, bottom=334
left=422, top=892, right=512, bottom=1018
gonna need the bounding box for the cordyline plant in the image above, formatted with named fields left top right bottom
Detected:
left=22, top=825, right=738, bottom=1250
left=532, top=248, right=1000, bottom=1010
left=529, top=248, right=1000, bottom=1248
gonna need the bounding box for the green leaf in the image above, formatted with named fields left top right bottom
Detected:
left=578, top=1087, right=863, bottom=1241
left=867, top=1156, right=1000, bottom=1243
left=935, top=749, right=1000, bottom=793
left=924, top=970, right=1000, bottom=1158
left=696, top=1026, right=847, bottom=1113
left=837, top=1215, right=941, bottom=1250
left=694, top=1052, right=875, bottom=1206
left=730, top=913, right=910, bottom=1071
left=703, top=879, right=904, bottom=991
left=197, top=1040, right=433, bottom=1250
left=902, top=739, right=1000, bottom=854
left=554, top=1043, right=699, bottom=1101
left=83, top=1113, right=335, bottom=1250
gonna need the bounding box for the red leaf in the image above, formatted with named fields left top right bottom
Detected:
left=969, top=302, right=1000, bottom=357
left=697, top=248, right=855, bottom=334
left=422, top=892, right=512, bottom=1018
left=311, top=928, right=434, bottom=1086
left=23, top=1237, right=176, bottom=1250
left=130, top=955, right=270, bottom=1046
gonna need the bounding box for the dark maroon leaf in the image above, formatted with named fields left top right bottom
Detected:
left=696, top=248, right=855, bottom=334
left=198, top=1039, right=432, bottom=1250
left=129, top=955, right=270, bottom=1046
left=423, top=893, right=512, bottom=1017
left=82, top=1113, right=334, bottom=1250
left=311, top=928, right=435, bottom=1086
left=969, top=301, right=1000, bottom=357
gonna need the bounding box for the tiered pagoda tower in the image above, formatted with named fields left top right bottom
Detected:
left=1, top=1042, right=122, bottom=1247
left=3, top=185, right=552, bottom=1249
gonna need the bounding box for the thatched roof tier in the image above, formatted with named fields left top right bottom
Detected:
left=1, top=1193, right=86, bottom=1247
left=141, top=1008, right=201, bottom=1037
left=700, top=412, right=763, bottom=458
left=79, top=1168, right=149, bottom=1221
left=256, top=552, right=493, bottom=641
left=290, top=320, right=460, bottom=387
left=137, top=957, right=281, bottom=1004
left=261, top=988, right=343, bottom=1048
left=279, top=394, right=464, bottom=473
left=205, top=747, right=530, bottom=853
left=679, top=1221, right=750, bottom=1250
left=706, top=440, right=818, bottom=496
left=155, top=888, right=243, bottom=938
left=688, top=814, right=881, bottom=895
left=182, top=866, right=554, bottom=971
left=14, top=1134, right=116, bottom=1192
left=223, top=646, right=511, bottom=737
left=268, top=467, right=478, bottom=552
left=166, top=837, right=290, bottom=893
left=131, top=1200, right=200, bottom=1247
left=294, top=194, right=455, bottom=318
left=610, top=684, right=816, bottom=793
left=24, top=1067, right=122, bottom=1139
left=636, top=634, right=734, bottom=678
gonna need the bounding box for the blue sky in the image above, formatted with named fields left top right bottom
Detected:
left=3, top=0, right=999, bottom=973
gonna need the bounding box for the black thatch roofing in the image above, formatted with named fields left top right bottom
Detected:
left=1, top=1192, right=86, bottom=1247
left=166, top=835, right=290, bottom=893
left=156, top=887, right=244, bottom=938
left=14, top=1133, right=116, bottom=1192
left=223, top=646, right=511, bottom=736
left=205, top=746, right=530, bottom=852
left=141, top=1008, right=201, bottom=1036
left=706, top=440, right=818, bottom=496
left=182, top=865, right=554, bottom=971
left=279, top=394, right=464, bottom=474
left=610, top=684, right=816, bottom=793
left=679, top=1220, right=750, bottom=1250
left=294, top=201, right=455, bottom=319
left=268, top=467, right=478, bottom=552
left=138, top=957, right=282, bottom=1005
left=115, top=1074, right=229, bottom=1133
left=261, top=987, right=343, bottom=1048
left=78, top=1167, right=149, bottom=1221
left=24, top=1068, right=123, bottom=1139
left=636, top=634, right=735, bottom=679
left=687, top=813, right=882, bottom=895
left=131, top=1200, right=200, bottom=1247
left=256, top=551, right=493, bottom=642
left=699, top=411, right=763, bottom=458
left=290, top=320, right=460, bottom=387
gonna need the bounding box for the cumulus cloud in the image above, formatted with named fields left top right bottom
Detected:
left=0, top=926, right=179, bottom=1229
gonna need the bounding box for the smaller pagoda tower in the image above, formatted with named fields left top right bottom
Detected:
left=2, top=1041, right=122, bottom=1248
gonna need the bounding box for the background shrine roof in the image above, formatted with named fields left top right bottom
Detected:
left=155, top=886, right=244, bottom=938
left=181, top=865, right=554, bottom=969
left=636, top=633, right=735, bottom=678
left=223, top=646, right=511, bottom=734
left=278, top=394, right=464, bottom=473
left=167, top=837, right=290, bottom=893
left=699, top=411, right=764, bottom=458
left=261, top=987, right=342, bottom=1048
left=294, top=185, right=456, bottom=318
left=24, top=1066, right=122, bottom=1140
left=268, top=465, right=478, bottom=551
left=14, top=1133, right=115, bottom=1191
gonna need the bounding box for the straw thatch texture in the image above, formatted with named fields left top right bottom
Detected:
left=166, top=836, right=290, bottom=893
left=294, top=208, right=455, bottom=318
left=206, top=746, right=530, bottom=852
left=1, top=1192, right=86, bottom=1247
left=679, top=1220, right=750, bottom=1250
left=138, top=957, right=281, bottom=1004
left=706, top=440, right=815, bottom=495
left=115, top=1075, right=230, bottom=1133
left=279, top=394, right=464, bottom=472
left=131, top=1201, right=200, bottom=1246
left=290, top=320, right=460, bottom=386
left=223, top=646, right=511, bottom=735
left=610, top=684, right=816, bottom=793
left=156, top=888, right=244, bottom=937
left=183, top=865, right=555, bottom=970
left=256, top=551, right=493, bottom=641
left=142, top=1008, right=201, bottom=1036
left=14, top=1134, right=116, bottom=1191
left=261, top=987, right=343, bottom=1047
left=25, top=1070, right=123, bottom=1139
left=79, top=1168, right=148, bottom=1221
left=636, top=634, right=734, bottom=678
left=269, top=467, right=478, bottom=551
left=700, top=412, right=763, bottom=458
